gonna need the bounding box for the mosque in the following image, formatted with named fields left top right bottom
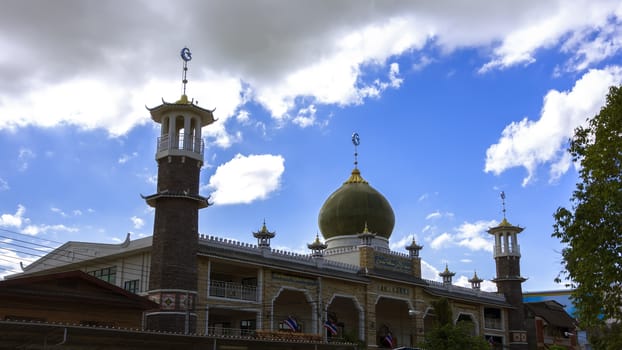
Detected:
left=0, top=48, right=541, bottom=350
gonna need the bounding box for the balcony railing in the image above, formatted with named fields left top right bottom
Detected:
left=207, top=326, right=256, bottom=337
left=209, top=280, right=258, bottom=302
left=157, top=133, right=204, bottom=156
left=543, top=335, right=572, bottom=346
left=493, top=244, right=521, bottom=257
left=484, top=318, right=503, bottom=330
left=205, top=327, right=327, bottom=343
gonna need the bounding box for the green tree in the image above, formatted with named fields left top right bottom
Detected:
left=548, top=346, right=567, bottom=350
left=552, top=85, right=622, bottom=347
left=419, top=298, right=490, bottom=350
left=589, top=322, right=622, bottom=350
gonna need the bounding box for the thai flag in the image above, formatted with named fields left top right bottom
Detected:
left=285, top=316, right=299, bottom=331
left=324, top=320, right=338, bottom=335
left=383, top=332, right=394, bottom=347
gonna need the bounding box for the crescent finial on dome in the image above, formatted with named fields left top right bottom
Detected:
left=318, top=134, right=395, bottom=241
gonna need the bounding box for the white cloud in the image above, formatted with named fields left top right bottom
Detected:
left=485, top=67, right=622, bottom=185
left=454, top=275, right=497, bottom=292
left=130, top=216, right=144, bottom=229
left=146, top=173, right=158, bottom=185
left=389, top=233, right=419, bottom=251
left=186, top=77, right=246, bottom=148
left=388, top=62, right=403, bottom=88
left=480, top=280, right=498, bottom=292
left=1, top=78, right=148, bottom=137
left=549, top=151, right=573, bottom=184
left=561, top=16, right=622, bottom=72
left=51, top=207, right=67, bottom=217
left=454, top=275, right=473, bottom=288
left=454, top=220, right=496, bottom=252
left=0, top=178, right=8, bottom=191
left=426, top=211, right=441, bottom=220
left=478, top=2, right=621, bottom=73
left=430, top=232, right=452, bottom=250
left=0, top=205, right=28, bottom=227
left=412, top=55, right=434, bottom=71
left=273, top=244, right=309, bottom=256
left=18, top=148, right=35, bottom=171
left=292, top=104, right=317, bottom=128
left=207, top=154, right=285, bottom=205
left=1, top=206, right=77, bottom=236
left=0, top=1, right=619, bottom=140
left=50, top=207, right=82, bottom=218
left=236, top=110, right=250, bottom=124
left=118, top=152, right=138, bottom=164
left=429, top=220, right=496, bottom=252
left=0, top=246, right=36, bottom=279
left=421, top=259, right=441, bottom=281
left=421, top=224, right=434, bottom=233
left=21, top=224, right=77, bottom=236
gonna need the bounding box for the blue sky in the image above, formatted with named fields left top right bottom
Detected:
left=1, top=1, right=621, bottom=293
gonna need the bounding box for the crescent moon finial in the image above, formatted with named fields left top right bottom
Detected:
left=500, top=191, right=506, bottom=220
left=351, top=132, right=360, bottom=168
left=180, top=47, right=192, bottom=62
left=180, top=47, right=192, bottom=98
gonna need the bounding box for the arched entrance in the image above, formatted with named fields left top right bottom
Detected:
left=423, top=307, right=436, bottom=334
left=456, top=313, right=477, bottom=335
left=325, top=295, right=363, bottom=342
left=271, top=287, right=316, bottom=333
left=375, top=297, right=414, bottom=348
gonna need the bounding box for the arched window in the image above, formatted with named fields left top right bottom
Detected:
left=456, top=313, right=477, bottom=336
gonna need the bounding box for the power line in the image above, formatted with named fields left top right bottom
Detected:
left=0, top=227, right=66, bottom=246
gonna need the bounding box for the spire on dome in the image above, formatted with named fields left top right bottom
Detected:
left=352, top=132, right=360, bottom=169
left=178, top=47, right=192, bottom=104
left=344, top=168, right=368, bottom=184
left=344, top=132, right=368, bottom=184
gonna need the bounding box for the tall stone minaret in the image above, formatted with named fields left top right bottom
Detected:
left=488, top=192, right=527, bottom=349
left=142, top=48, right=215, bottom=333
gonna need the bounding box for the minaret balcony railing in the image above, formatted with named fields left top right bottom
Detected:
left=493, top=244, right=521, bottom=258
left=156, top=133, right=204, bottom=158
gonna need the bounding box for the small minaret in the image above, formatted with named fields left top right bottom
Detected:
left=439, top=264, right=455, bottom=286
left=358, top=222, right=376, bottom=247
left=468, top=271, right=484, bottom=290
left=405, top=236, right=423, bottom=258
left=488, top=192, right=528, bottom=349
left=253, top=220, right=276, bottom=249
left=307, top=233, right=328, bottom=258
left=143, top=48, right=215, bottom=333
left=358, top=222, right=376, bottom=270
left=405, top=236, right=423, bottom=278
